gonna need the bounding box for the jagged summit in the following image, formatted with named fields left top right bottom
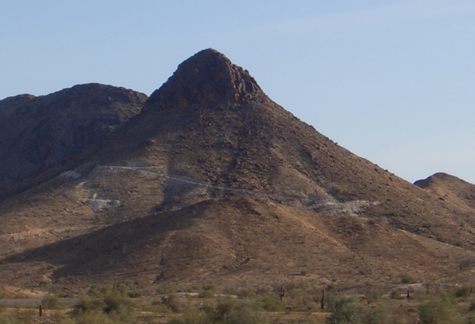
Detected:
left=147, top=48, right=263, bottom=110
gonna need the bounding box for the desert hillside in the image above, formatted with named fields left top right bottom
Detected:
left=0, top=49, right=474, bottom=290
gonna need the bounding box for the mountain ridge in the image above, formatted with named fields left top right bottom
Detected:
left=0, top=83, right=147, bottom=200
left=0, top=49, right=474, bottom=289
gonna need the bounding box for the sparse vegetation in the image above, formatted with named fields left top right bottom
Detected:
left=1, top=283, right=475, bottom=323
left=401, top=274, right=417, bottom=284
left=169, top=298, right=267, bottom=324
left=417, top=293, right=462, bottom=324
left=258, top=294, right=284, bottom=311
left=161, top=293, right=182, bottom=313
left=454, top=286, right=473, bottom=299
left=72, top=285, right=135, bottom=323
left=41, top=294, right=59, bottom=309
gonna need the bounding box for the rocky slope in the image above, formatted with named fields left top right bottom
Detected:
left=0, top=84, right=147, bottom=199
left=415, top=173, right=475, bottom=211
left=0, top=49, right=474, bottom=289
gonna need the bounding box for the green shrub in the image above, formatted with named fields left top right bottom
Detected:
left=0, top=313, right=21, bottom=324
left=389, top=289, right=403, bottom=299
left=198, top=285, right=215, bottom=299
left=102, top=294, right=130, bottom=314
left=156, top=284, right=178, bottom=295
left=72, top=293, right=134, bottom=323
left=73, top=296, right=104, bottom=314
left=0, top=315, right=23, bottom=324
left=364, top=288, right=383, bottom=304
left=361, top=304, right=392, bottom=324
left=259, top=294, right=284, bottom=311
left=170, top=299, right=267, bottom=324
left=400, top=274, right=416, bottom=284
left=418, top=294, right=462, bottom=324
left=236, top=289, right=255, bottom=299
left=211, top=299, right=267, bottom=324
left=326, top=297, right=364, bottom=324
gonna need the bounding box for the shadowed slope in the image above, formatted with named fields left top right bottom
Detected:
left=0, top=84, right=147, bottom=199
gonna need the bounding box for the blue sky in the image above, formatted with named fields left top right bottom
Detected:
left=1, top=0, right=474, bottom=183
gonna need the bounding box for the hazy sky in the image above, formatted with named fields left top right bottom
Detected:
left=1, top=0, right=474, bottom=183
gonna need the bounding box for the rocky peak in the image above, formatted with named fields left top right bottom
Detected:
left=146, top=48, right=263, bottom=110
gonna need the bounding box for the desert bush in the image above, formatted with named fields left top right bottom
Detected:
left=102, top=294, right=130, bottom=314
left=389, top=289, right=404, bottom=299
left=161, top=293, right=181, bottom=313
left=454, top=286, right=473, bottom=298
left=198, top=285, right=216, bottom=298
left=73, top=296, right=104, bottom=314
left=87, top=285, right=109, bottom=298
left=209, top=299, right=267, bottom=324
left=466, top=315, right=475, bottom=324
left=72, top=292, right=134, bottom=323
left=400, top=274, right=416, bottom=284
left=41, top=294, right=59, bottom=309
left=418, top=294, right=462, bottom=324
left=38, top=275, right=52, bottom=287
left=327, top=297, right=405, bottom=324
left=170, top=299, right=267, bottom=324
left=0, top=314, right=23, bottom=324
left=236, top=288, right=255, bottom=299
left=361, top=304, right=393, bottom=324
left=326, top=297, right=364, bottom=324
left=258, top=294, right=284, bottom=311
left=156, top=284, right=179, bottom=295
left=364, top=287, right=383, bottom=304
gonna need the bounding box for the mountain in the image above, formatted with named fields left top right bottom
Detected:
left=415, top=173, right=475, bottom=211
left=0, top=49, right=474, bottom=289
left=0, top=84, right=147, bottom=199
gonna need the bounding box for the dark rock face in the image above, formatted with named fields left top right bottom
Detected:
left=146, top=49, right=263, bottom=110
left=0, top=83, right=147, bottom=198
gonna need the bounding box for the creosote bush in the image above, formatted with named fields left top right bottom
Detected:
left=417, top=293, right=462, bottom=324
left=326, top=297, right=364, bottom=324
left=72, top=285, right=135, bottom=323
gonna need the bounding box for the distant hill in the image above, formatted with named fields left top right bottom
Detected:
left=0, top=49, right=474, bottom=289
left=415, top=172, right=475, bottom=211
